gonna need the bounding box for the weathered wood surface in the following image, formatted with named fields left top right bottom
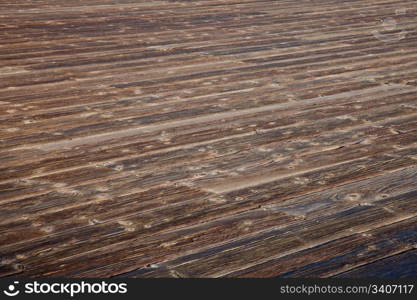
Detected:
left=0, top=0, right=417, bottom=278
left=336, top=248, right=417, bottom=278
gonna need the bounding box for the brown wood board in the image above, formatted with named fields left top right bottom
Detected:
left=0, top=0, right=417, bottom=278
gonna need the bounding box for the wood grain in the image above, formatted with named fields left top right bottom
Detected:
left=0, top=0, right=416, bottom=278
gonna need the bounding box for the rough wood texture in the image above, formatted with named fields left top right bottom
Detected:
left=1, top=0, right=417, bottom=278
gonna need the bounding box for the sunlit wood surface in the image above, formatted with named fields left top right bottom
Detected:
left=0, top=0, right=417, bottom=277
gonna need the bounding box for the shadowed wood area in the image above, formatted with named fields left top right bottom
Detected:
left=0, top=0, right=417, bottom=278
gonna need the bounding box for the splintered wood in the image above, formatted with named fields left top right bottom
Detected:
left=0, top=0, right=416, bottom=278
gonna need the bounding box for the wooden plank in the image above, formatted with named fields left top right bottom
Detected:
left=1, top=0, right=417, bottom=278
left=230, top=216, right=417, bottom=278
left=336, top=249, right=417, bottom=278
left=130, top=206, right=400, bottom=278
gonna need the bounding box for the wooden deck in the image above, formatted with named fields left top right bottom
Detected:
left=0, top=0, right=417, bottom=278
